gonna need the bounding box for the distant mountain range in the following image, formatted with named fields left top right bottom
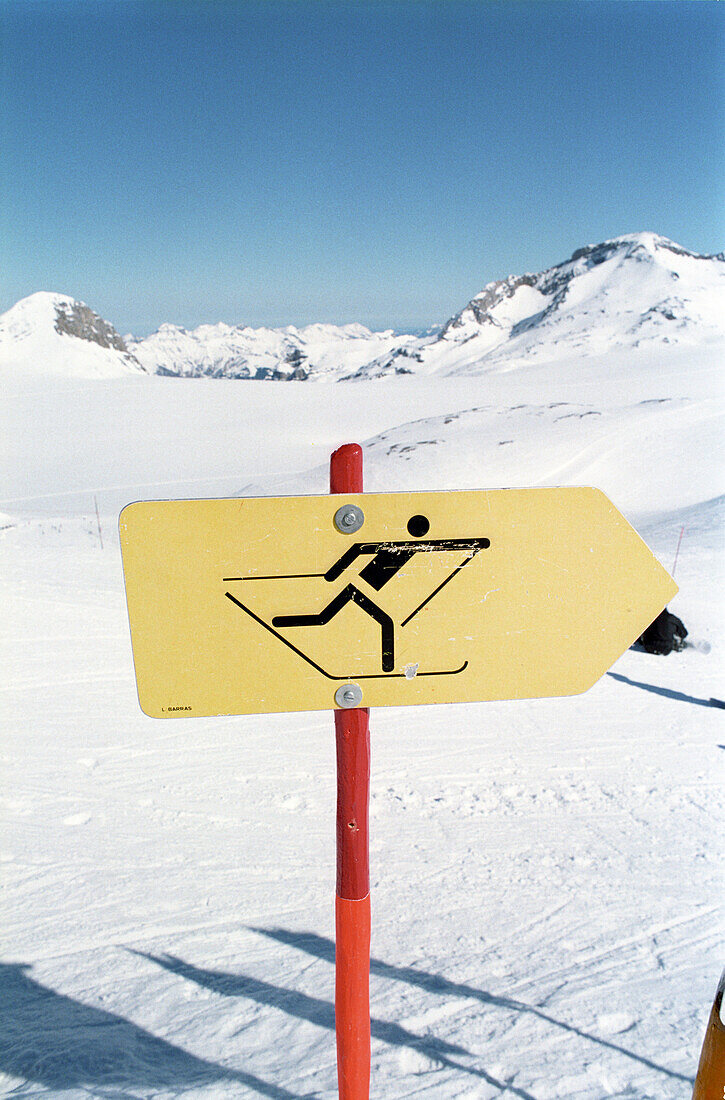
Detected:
left=1, top=233, right=722, bottom=381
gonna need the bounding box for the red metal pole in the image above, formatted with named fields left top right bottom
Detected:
left=330, top=443, right=371, bottom=1100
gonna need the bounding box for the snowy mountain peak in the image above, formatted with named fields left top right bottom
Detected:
left=350, top=233, right=724, bottom=379
left=570, top=231, right=723, bottom=265
left=451, top=233, right=722, bottom=331
left=0, top=292, right=146, bottom=378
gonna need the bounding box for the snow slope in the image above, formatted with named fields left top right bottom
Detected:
left=0, top=293, right=147, bottom=379
left=1, top=264, right=723, bottom=1094
left=350, top=233, right=725, bottom=379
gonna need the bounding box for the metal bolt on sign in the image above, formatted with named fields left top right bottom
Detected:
left=335, top=683, right=363, bottom=709
left=334, top=504, right=364, bottom=534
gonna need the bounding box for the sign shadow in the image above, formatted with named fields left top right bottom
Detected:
left=134, top=950, right=538, bottom=1096
left=249, top=927, right=694, bottom=1087
left=607, top=672, right=719, bottom=708
left=0, top=961, right=309, bottom=1099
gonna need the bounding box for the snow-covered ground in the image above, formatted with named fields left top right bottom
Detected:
left=1, top=342, right=723, bottom=1096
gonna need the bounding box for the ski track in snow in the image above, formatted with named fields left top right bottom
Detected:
left=0, top=352, right=723, bottom=1098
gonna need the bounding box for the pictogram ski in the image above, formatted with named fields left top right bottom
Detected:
left=224, top=514, right=490, bottom=678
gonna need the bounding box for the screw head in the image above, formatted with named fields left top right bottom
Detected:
left=334, top=504, right=364, bottom=534
left=335, top=683, right=363, bottom=709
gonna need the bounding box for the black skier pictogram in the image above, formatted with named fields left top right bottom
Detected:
left=224, top=514, right=490, bottom=679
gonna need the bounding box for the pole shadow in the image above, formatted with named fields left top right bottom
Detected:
left=607, top=671, right=718, bottom=708
left=133, top=951, right=538, bottom=1098
left=249, top=928, right=694, bottom=1087
left=0, top=961, right=312, bottom=1099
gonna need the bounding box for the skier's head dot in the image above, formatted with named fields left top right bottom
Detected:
left=407, top=514, right=430, bottom=538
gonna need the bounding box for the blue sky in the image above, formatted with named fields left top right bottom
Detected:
left=1, top=0, right=723, bottom=334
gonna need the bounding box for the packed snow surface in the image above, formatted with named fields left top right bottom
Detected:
left=1, top=253, right=724, bottom=1095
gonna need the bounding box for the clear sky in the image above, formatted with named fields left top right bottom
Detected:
left=1, top=0, right=723, bottom=335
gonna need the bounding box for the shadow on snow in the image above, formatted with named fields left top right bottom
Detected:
left=607, top=671, right=718, bottom=709
left=249, top=927, right=694, bottom=1087
left=0, top=961, right=313, bottom=1099
left=133, top=950, right=539, bottom=1098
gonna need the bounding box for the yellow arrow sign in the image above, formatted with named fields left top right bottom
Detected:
left=119, top=488, right=676, bottom=717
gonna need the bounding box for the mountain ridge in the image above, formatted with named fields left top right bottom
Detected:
left=347, top=232, right=725, bottom=379
left=1, top=234, right=722, bottom=380
left=126, top=318, right=417, bottom=381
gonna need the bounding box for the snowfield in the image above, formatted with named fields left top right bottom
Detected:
left=1, top=324, right=724, bottom=1092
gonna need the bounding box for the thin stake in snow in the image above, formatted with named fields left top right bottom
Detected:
left=94, top=495, right=104, bottom=550
left=672, top=524, right=685, bottom=577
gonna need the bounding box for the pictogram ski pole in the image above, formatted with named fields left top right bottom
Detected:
left=330, top=443, right=371, bottom=1100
